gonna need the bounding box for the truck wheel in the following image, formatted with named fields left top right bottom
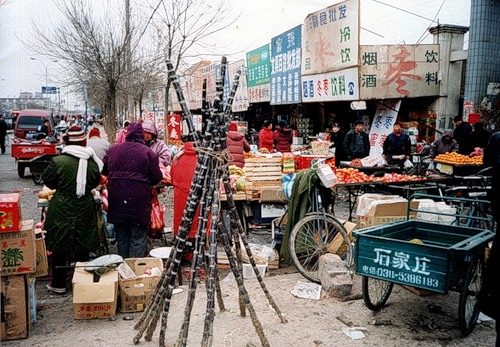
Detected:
left=18, top=163, right=25, bottom=178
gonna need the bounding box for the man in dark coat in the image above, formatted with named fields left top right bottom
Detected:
left=343, top=119, right=370, bottom=160
left=479, top=130, right=500, bottom=345
left=43, top=126, right=103, bottom=294
left=453, top=115, right=473, bottom=155
left=382, top=122, right=411, bottom=166
left=469, top=122, right=492, bottom=150
left=274, top=120, right=293, bottom=153
left=227, top=122, right=250, bottom=168
left=0, top=114, right=7, bottom=154
left=103, top=122, right=162, bottom=258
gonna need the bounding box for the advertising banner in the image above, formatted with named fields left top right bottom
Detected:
left=229, top=59, right=250, bottom=112
left=368, top=100, right=401, bottom=156
left=301, top=67, right=359, bottom=102
left=167, top=114, right=181, bottom=141
left=301, top=0, right=359, bottom=76
left=246, top=44, right=271, bottom=103
left=270, top=25, right=302, bottom=105
left=359, top=44, right=440, bottom=99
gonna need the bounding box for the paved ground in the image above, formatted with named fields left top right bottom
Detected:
left=0, top=130, right=497, bottom=346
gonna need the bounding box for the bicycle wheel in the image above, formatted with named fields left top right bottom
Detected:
left=458, top=255, right=483, bottom=336
left=289, top=213, right=352, bottom=283
left=361, top=276, right=394, bottom=311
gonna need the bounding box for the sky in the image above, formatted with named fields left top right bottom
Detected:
left=0, top=0, right=471, bottom=109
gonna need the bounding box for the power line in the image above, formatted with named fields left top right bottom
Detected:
left=361, top=27, right=385, bottom=38
left=368, top=0, right=439, bottom=24
left=416, top=0, right=445, bottom=44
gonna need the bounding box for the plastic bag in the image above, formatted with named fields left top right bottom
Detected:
left=404, top=159, right=414, bottom=168
left=149, top=189, right=165, bottom=239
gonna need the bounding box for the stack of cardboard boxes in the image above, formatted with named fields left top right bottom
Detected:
left=0, top=193, right=48, bottom=341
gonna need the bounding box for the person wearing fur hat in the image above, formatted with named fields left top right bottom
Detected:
left=142, top=121, right=171, bottom=166
left=227, top=122, right=250, bottom=168
left=429, top=130, right=459, bottom=158
left=87, top=127, right=110, bottom=161
left=115, top=120, right=130, bottom=144
left=103, top=122, right=163, bottom=259
left=42, top=126, right=103, bottom=294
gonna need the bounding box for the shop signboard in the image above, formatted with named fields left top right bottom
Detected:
left=301, top=67, right=359, bottom=102
left=368, top=99, right=401, bottom=156
left=246, top=44, right=271, bottom=103
left=201, top=62, right=218, bottom=104
left=167, top=114, right=181, bottom=141
left=359, top=44, right=440, bottom=99
left=154, top=111, right=164, bottom=132
left=142, top=111, right=154, bottom=123
left=301, top=0, right=359, bottom=76
left=229, top=59, right=250, bottom=112
left=270, top=25, right=302, bottom=105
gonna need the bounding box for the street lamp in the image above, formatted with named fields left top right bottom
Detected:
left=30, top=58, right=58, bottom=109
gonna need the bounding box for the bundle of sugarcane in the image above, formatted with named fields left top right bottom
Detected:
left=133, top=57, right=286, bottom=347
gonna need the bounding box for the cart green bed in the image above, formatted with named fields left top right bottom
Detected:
left=353, top=194, right=494, bottom=336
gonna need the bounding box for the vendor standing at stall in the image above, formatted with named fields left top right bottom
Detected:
left=143, top=121, right=171, bottom=167
left=382, top=122, right=411, bottom=166
left=274, top=120, right=293, bottom=153
left=429, top=130, right=459, bottom=158
left=343, top=120, right=370, bottom=160
left=330, top=122, right=346, bottom=166
left=259, top=120, right=274, bottom=152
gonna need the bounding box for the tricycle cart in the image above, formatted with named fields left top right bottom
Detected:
left=354, top=194, right=494, bottom=336
left=30, top=154, right=59, bottom=184
left=11, top=141, right=59, bottom=179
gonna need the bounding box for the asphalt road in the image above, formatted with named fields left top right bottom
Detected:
left=0, top=132, right=497, bottom=347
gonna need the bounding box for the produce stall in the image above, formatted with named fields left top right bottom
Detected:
left=433, top=152, right=484, bottom=177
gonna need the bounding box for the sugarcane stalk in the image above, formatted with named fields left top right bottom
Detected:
left=217, top=218, right=270, bottom=347
left=222, top=175, right=288, bottom=324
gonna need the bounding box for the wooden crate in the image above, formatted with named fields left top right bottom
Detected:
left=244, top=157, right=283, bottom=182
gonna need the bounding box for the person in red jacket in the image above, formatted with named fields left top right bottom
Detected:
left=259, top=120, right=274, bottom=152
left=274, top=120, right=293, bottom=153
left=170, top=142, right=199, bottom=240
left=227, top=122, right=250, bottom=168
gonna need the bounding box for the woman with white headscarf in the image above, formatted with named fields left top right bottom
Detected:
left=42, top=125, right=103, bottom=294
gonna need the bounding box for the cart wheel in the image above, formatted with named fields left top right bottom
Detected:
left=17, top=163, right=25, bottom=178
left=458, top=255, right=483, bottom=336
left=289, top=213, right=352, bottom=283
left=32, top=173, right=43, bottom=185
left=362, top=276, right=394, bottom=311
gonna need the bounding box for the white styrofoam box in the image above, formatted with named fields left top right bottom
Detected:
left=242, top=263, right=267, bottom=279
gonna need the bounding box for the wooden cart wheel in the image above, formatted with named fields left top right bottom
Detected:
left=361, top=276, right=394, bottom=311
left=17, top=162, right=25, bottom=178
left=458, top=255, right=483, bottom=336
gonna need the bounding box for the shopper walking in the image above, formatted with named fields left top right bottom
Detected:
left=103, top=122, right=163, bottom=258
left=227, top=122, right=250, bottom=168
left=143, top=121, right=171, bottom=166
left=42, top=126, right=103, bottom=294
left=87, top=127, right=110, bottom=161
left=115, top=120, right=130, bottom=144
left=453, top=115, right=473, bottom=155
left=0, top=114, right=7, bottom=154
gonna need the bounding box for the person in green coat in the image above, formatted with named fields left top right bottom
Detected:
left=42, top=126, right=103, bottom=294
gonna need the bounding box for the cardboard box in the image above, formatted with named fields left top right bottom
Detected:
left=119, top=257, right=163, bottom=313
left=72, top=262, right=118, bottom=319
left=34, top=230, right=49, bottom=278
left=355, top=194, right=419, bottom=229
left=0, top=193, right=22, bottom=233
left=0, top=220, right=36, bottom=276
left=1, top=274, right=31, bottom=341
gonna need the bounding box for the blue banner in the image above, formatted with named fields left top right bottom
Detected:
left=270, top=25, right=302, bottom=105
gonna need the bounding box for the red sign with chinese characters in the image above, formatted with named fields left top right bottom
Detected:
left=167, top=114, right=181, bottom=141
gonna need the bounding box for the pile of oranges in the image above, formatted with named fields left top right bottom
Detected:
left=434, top=152, right=483, bottom=165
